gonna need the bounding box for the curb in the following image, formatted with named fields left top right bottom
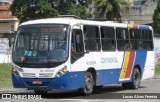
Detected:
left=154, top=75, right=160, bottom=79
left=0, top=87, right=27, bottom=93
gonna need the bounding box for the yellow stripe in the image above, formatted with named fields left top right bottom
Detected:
left=128, top=24, right=133, bottom=29
left=120, top=51, right=130, bottom=79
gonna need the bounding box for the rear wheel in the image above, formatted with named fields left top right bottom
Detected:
left=122, top=68, right=141, bottom=89
left=130, top=68, right=141, bottom=89
left=79, top=72, right=94, bottom=96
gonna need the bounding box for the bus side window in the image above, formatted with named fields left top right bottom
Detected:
left=83, top=25, right=100, bottom=51
left=130, top=29, right=142, bottom=50
left=142, top=30, right=153, bottom=51
left=116, top=28, right=129, bottom=51
left=100, top=26, right=115, bottom=51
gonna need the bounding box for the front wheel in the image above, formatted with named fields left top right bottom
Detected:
left=79, top=72, right=94, bottom=96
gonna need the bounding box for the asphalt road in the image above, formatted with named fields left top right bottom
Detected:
left=0, top=77, right=160, bottom=102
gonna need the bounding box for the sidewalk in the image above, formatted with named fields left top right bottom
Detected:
left=154, top=75, right=160, bottom=79
left=0, top=86, right=27, bottom=93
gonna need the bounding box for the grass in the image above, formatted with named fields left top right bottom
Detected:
left=155, top=65, right=160, bottom=75
left=0, top=63, right=12, bottom=89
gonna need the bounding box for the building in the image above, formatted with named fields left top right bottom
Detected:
left=0, top=2, right=19, bottom=37
left=122, top=0, right=157, bottom=24
left=88, top=0, right=157, bottom=24
left=0, top=1, right=19, bottom=63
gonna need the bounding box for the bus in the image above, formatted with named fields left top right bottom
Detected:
left=11, top=16, right=154, bottom=95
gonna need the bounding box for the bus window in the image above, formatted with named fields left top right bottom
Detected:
left=83, top=25, right=100, bottom=51
left=116, top=28, right=129, bottom=51
left=142, top=30, right=153, bottom=50
left=130, top=29, right=142, bottom=50
left=71, top=29, right=84, bottom=63
left=100, top=26, right=115, bottom=51
left=71, top=29, right=84, bottom=53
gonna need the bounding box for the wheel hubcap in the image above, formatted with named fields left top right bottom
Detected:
left=134, top=72, right=140, bottom=87
left=85, top=75, right=93, bottom=92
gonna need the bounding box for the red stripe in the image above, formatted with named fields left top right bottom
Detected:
left=133, top=25, right=138, bottom=29
left=125, top=51, right=135, bottom=78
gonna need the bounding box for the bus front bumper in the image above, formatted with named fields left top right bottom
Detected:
left=12, top=73, right=71, bottom=90
left=12, top=71, right=85, bottom=90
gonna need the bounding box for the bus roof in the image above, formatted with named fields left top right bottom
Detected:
left=20, top=17, right=152, bottom=30
left=20, top=18, right=127, bottom=28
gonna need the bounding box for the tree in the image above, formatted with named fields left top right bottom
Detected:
left=11, top=0, right=91, bottom=23
left=153, top=0, right=160, bottom=34
left=11, top=0, right=59, bottom=23
left=93, top=0, right=129, bottom=22
left=49, top=0, right=91, bottom=19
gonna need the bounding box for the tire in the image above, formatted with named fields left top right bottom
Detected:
left=34, top=90, right=48, bottom=95
left=79, top=72, right=94, bottom=96
left=130, top=68, right=141, bottom=89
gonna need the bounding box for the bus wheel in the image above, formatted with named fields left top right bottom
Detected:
left=130, top=68, right=141, bottom=89
left=34, top=90, right=48, bottom=95
left=79, top=72, right=94, bottom=96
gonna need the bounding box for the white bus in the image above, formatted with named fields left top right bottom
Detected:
left=11, top=17, right=155, bottom=95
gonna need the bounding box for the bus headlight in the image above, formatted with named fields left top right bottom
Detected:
left=12, top=64, right=23, bottom=77
left=12, top=67, right=20, bottom=77
left=55, top=66, right=68, bottom=78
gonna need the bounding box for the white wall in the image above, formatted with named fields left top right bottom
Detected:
left=0, top=38, right=11, bottom=63
left=0, top=54, right=11, bottom=63
left=154, top=37, right=160, bottom=64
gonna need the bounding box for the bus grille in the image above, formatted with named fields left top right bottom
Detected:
left=21, top=73, right=53, bottom=78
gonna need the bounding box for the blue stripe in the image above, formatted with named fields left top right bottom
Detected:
left=133, top=51, right=147, bottom=78
left=139, top=25, right=150, bottom=30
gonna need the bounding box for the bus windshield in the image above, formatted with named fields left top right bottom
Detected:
left=12, top=24, right=69, bottom=67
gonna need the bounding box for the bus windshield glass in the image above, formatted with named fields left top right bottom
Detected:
left=12, top=24, right=69, bottom=66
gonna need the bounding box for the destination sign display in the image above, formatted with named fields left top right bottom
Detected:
left=41, top=27, right=62, bottom=33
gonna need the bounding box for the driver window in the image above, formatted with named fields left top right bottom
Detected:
left=72, top=29, right=84, bottom=53
left=71, top=29, right=84, bottom=63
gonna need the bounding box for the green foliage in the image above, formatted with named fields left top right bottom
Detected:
left=155, top=65, right=160, bottom=75
left=153, top=0, right=160, bottom=34
left=11, top=0, right=91, bottom=23
left=11, top=0, right=59, bottom=23
left=94, top=0, right=129, bottom=22
left=0, top=63, right=12, bottom=88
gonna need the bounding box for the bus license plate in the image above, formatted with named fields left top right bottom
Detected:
left=32, top=80, right=42, bottom=85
